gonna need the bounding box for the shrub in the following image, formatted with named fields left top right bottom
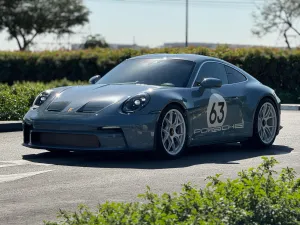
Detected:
left=0, top=47, right=300, bottom=101
left=44, top=157, right=300, bottom=225
left=0, top=79, right=87, bottom=120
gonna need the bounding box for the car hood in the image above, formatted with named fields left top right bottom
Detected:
left=45, top=84, right=160, bottom=113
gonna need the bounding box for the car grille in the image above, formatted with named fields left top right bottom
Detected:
left=31, top=132, right=100, bottom=148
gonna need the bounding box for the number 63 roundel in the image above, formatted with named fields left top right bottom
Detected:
left=207, top=93, right=227, bottom=128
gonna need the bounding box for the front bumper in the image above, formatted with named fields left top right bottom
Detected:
left=23, top=112, right=159, bottom=151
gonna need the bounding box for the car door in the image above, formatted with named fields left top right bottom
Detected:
left=190, top=61, right=244, bottom=146
left=223, top=64, right=247, bottom=137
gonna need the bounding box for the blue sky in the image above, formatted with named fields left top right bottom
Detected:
left=0, top=0, right=295, bottom=51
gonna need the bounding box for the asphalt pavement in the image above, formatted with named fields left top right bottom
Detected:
left=0, top=111, right=299, bottom=225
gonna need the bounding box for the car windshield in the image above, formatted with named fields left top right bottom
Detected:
left=96, top=58, right=196, bottom=87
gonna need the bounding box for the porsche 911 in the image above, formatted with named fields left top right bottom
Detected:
left=23, top=54, right=281, bottom=158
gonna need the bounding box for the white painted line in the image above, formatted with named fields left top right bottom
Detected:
left=0, top=160, right=51, bottom=168
left=0, top=170, right=52, bottom=183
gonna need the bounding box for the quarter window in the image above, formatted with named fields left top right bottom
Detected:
left=224, top=65, right=247, bottom=84
left=194, top=62, right=228, bottom=86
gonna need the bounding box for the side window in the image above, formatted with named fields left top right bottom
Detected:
left=194, top=62, right=228, bottom=86
left=224, top=65, right=247, bottom=84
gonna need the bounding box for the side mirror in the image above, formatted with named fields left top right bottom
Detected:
left=89, top=75, right=101, bottom=84
left=200, top=78, right=222, bottom=88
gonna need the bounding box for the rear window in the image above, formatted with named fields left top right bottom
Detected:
left=225, top=65, right=247, bottom=84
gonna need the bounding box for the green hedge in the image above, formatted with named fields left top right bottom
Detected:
left=44, top=157, right=300, bottom=225
left=0, top=46, right=300, bottom=102
left=0, top=78, right=298, bottom=121
left=0, top=79, right=87, bottom=120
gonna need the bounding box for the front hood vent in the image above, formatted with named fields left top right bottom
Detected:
left=77, top=101, right=111, bottom=113
left=47, top=101, right=70, bottom=112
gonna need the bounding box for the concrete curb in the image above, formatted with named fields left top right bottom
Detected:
left=281, top=104, right=300, bottom=111
left=0, top=121, right=22, bottom=132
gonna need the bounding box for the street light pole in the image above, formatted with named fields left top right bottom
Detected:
left=185, top=0, right=189, bottom=47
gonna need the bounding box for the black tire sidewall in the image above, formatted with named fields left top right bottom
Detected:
left=156, top=105, right=188, bottom=159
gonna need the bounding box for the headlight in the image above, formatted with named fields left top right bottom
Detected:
left=32, top=89, right=53, bottom=107
left=122, top=93, right=150, bottom=113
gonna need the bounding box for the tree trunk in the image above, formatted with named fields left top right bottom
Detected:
left=283, top=29, right=291, bottom=49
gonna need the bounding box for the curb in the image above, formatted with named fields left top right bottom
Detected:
left=281, top=104, right=300, bottom=111
left=0, top=121, right=22, bottom=132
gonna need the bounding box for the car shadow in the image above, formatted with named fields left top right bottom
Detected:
left=22, top=143, right=294, bottom=169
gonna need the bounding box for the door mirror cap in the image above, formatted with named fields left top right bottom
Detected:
left=89, top=75, right=101, bottom=84
left=200, top=78, right=222, bottom=88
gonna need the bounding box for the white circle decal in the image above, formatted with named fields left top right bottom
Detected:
left=207, top=94, right=227, bottom=128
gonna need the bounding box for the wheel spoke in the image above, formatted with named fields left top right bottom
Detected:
left=169, top=112, right=173, bottom=125
left=262, top=105, right=267, bottom=117
left=176, top=122, right=184, bottom=127
left=174, top=114, right=179, bottom=126
left=162, top=129, right=169, bottom=143
left=259, top=128, right=263, bottom=137
left=171, top=140, right=176, bottom=151
left=264, top=105, right=270, bottom=118
left=166, top=137, right=172, bottom=151
left=174, top=136, right=180, bottom=145
left=265, top=126, right=272, bottom=139
left=263, top=129, right=267, bottom=141
left=265, top=116, right=275, bottom=121
left=165, top=118, right=171, bottom=126
left=168, top=136, right=174, bottom=151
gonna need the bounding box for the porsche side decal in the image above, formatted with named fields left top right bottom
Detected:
left=194, top=123, right=244, bottom=134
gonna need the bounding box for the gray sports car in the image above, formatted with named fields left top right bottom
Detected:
left=23, top=54, right=281, bottom=158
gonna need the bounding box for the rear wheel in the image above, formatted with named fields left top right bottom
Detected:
left=242, top=99, right=278, bottom=148
left=156, top=105, right=187, bottom=159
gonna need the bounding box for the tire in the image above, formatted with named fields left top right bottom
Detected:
left=242, top=98, right=278, bottom=148
left=156, top=105, right=188, bottom=159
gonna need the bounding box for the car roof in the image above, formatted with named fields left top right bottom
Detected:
left=129, top=54, right=218, bottom=63
left=129, top=53, right=256, bottom=81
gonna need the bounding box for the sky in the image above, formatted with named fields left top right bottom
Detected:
left=0, top=0, right=298, bottom=51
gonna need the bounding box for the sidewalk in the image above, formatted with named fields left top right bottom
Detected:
left=0, top=104, right=299, bottom=132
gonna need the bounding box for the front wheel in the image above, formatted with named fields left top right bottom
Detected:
left=156, top=105, right=187, bottom=159
left=242, top=99, right=278, bottom=148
